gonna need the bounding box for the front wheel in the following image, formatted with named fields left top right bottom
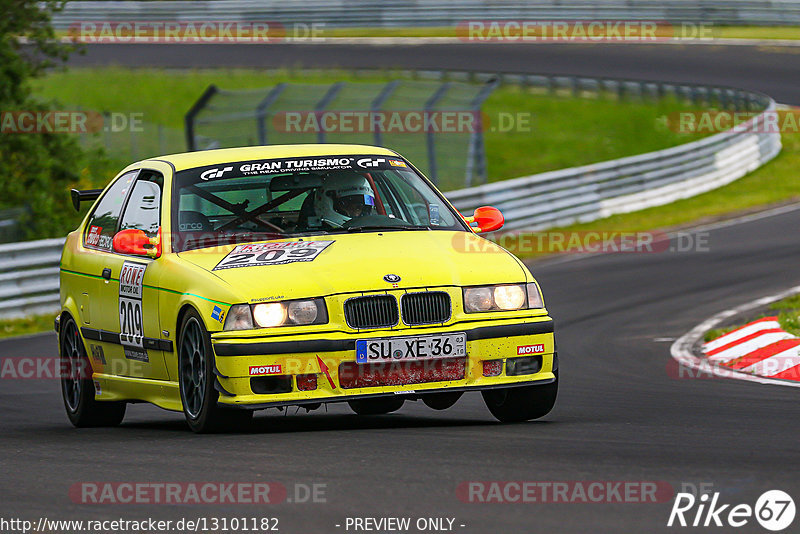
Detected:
left=482, top=373, right=558, bottom=423
left=178, top=309, right=252, bottom=433
left=60, top=316, right=126, bottom=427
left=348, top=396, right=405, bottom=415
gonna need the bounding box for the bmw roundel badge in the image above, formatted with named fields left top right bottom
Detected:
left=383, top=274, right=401, bottom=283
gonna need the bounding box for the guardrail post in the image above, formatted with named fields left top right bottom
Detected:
left=184, top=84, right=218, bottom=151
left=256, top=83, right=287, bottom=145
left=465, top=77, right=499, bottom=186
left=371, top=80, right=400, bottom=147
left=314, top=82, right=345, bottom=144
left=424, top=82, right=451, bottom=184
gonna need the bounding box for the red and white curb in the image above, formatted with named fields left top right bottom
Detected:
left=704, top=317, right=800, bottom=380
left=670, top=285, right=800, bottom=388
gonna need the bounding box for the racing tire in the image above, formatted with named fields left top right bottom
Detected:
left=60, top=315, right=126, bottom=427
left=178, top=309, right=253, bottom=433
left=348, top=396, right=405, bottom=415
left=482, top=372, right=558, bottom=423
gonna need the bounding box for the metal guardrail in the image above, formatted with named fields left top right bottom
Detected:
left=448, top=102, right=781, bottom=231
left=0, top=238, right=64, bottom=320
left=51, top=1, right=800, bottom=28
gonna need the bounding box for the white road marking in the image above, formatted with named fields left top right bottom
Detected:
left=703, top=319, right=780, bottom=351
left=670, top=284, right=800, bottom=388
left=706, top=332, right=794, bottom=363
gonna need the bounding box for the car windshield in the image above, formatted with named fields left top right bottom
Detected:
left=171, top=154, right=468, bottom=252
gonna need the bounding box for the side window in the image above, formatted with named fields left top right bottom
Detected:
left=85, top=171, right=138, bottom=251
left=119, top=173, right=163, bottom=238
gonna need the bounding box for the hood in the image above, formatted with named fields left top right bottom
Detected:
left=177, top=231, right=528, bottom=302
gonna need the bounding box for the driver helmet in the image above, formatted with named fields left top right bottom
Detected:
left=314, top=172, right=376, bottom=227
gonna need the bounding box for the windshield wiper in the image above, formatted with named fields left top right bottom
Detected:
left=181, top=232, right=283, bottom=252
left=344, top=225, right=430, bottom=233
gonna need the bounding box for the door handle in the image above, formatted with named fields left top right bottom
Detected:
left=102, top=268, right=112, bottom=280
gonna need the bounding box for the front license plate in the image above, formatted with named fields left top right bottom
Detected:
left=356, top=332, right=466, bottom=364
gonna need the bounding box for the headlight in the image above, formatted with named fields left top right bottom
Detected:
left=224, top=299, right=327, bottom=330
left=464, top=287, right=493, bottom=312
left=224, top=304, right=254, bottom=331
left=463, top=283, right=544, bottom=313
left=253, top=302, right=288, bottom=328
left=494, top=285, right=526, bottom=310
left=527, top=282, right=544, bottom=309
left=288, top=300, right=318, bottom=324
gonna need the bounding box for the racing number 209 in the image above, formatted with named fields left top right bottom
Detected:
left=120, top=299, right=143, bottom=341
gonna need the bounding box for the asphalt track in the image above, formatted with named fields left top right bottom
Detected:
left=2, top=43, right=800, bottom=533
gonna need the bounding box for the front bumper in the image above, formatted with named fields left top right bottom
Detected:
left=211, top=316, right=556, bottom=409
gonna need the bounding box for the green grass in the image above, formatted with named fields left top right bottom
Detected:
left=715, top=26, right=800, bottom=40
left=704, top=325, right=739, bottom=343
left=0, top=314, right=55, bottom=339
left=31, top=67, right=706, bottom=184
left=769, top=295, right=800, bottom=336
left=55, top=25, right=800, bottom=41
left=501, top=130, right=800, bottom=260
left=69, top=25, right=794, bottom=40
left=704, top=293, right=800, bottom=343
left=328, top=25, right=800, bottom=41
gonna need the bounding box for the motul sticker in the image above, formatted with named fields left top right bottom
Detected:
left=249, top=365, right=282, bottom=376
left=517, top=344, right=545, bottom=355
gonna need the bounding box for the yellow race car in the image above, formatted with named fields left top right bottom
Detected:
left=58, top=145, right=557, bottom=432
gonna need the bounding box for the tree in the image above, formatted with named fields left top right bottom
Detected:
left=0, top=0, right=90, bottom=239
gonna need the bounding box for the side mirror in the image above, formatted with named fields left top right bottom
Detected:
left=464, top=206, right=504, bottom=233
left=113, top=228, right=161, bottom=258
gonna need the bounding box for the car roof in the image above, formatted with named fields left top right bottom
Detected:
left=143, top=144, right=399, bottom=172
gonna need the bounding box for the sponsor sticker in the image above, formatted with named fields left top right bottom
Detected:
left=429, top=204, right=440, bottom=226
left=86, top=226, right=102, bottom=246
left=213, top=241, right=333, bottom=270
left=211, top=305, right=225, bottom=323
left=187, top=155, right=398, bottom=182
left=119, top=261, right=148, bottom=362
left=199, top=166, right=233, bottom=181
left=517, top=344, right=545, bottom=355
left=93, top=380, right=101, bottom=395
left=249, top=365, right=282, bottom=376
left=238, top=157, right=353, bottom=176
left=356, top=157, right=386, bottom=168
left=90, top=344, right=106, bottom=365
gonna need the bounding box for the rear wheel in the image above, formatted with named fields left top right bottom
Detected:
left=482, top=373, right=558, bottom=423
left=348, top=396, right=405, bottom=415
left=178, top=309, right=252, bottom=433
left=60, top=316, right=126, bottom=427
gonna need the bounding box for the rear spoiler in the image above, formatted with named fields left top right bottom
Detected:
left=70, top=188, right=104, bottom=211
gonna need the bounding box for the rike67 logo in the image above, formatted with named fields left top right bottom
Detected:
left=668, top=490, right=795, bottom=531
